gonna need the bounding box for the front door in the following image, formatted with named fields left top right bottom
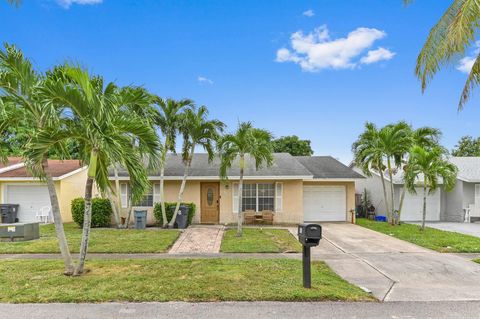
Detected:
left=201, top=183, right=220, bottom=223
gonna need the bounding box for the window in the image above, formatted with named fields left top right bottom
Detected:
left=242, top=183, right=257, bottom=211
left=233, top=182, right=279, bottom=212
left=258, top=183, right=275, bottom=211
left=120, top=183, right=128, bottom=208
left=134, top=186, right=153, bottom=207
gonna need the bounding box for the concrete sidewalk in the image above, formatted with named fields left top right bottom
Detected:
left=410, top=221, right=480, bottom=237
left=169, top=225, right=224, bottom=254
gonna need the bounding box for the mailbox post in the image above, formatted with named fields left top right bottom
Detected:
left=297, top=223, right=322, bottom=288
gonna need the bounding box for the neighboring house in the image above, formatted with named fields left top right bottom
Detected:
left=109, top=153, right=364, bottom=225
left=352, top=157, right=480, bottom=222
left=0, top=157, right=87, bottom=223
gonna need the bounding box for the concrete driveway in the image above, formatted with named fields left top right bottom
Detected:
left=411, top=222, right=480, bottom=237
left=313, top=223, right=480, bottom=302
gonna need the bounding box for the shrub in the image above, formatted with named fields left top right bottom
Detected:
left=71, top=198, right=113, bottom=228
left=153, top=202, right=196, bottom=226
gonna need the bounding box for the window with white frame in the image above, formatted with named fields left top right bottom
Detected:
left=134, top=186, right=153, bottom=207
left=120, top=183, right=157, bottom=208
left=233, top=182, right=282, bottom=212
left=120, top=183, right=129, bottom=208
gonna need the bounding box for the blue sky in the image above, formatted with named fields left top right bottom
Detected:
left=1, top=0, right=479, bottom=163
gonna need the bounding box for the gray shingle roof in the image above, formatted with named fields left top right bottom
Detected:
left=295, top=156, right=364, bottom=179
left=449, top=157, right=480, bottom=182
left=112, top=153, right=362, bottom=179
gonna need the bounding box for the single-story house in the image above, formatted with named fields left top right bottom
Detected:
left=109, top=153, right=364, bottom=225
left=352, top=156, right=480, bottom=222
left=0, top=157, right=87, bottom=223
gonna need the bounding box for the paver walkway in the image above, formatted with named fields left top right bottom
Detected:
left=168, top=225, right=224, bottom=254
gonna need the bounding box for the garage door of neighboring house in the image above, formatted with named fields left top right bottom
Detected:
left=303, top=185, right=346, bottom=222
left=4, top=185, right=51, bottom=222
left=400, top=187, right=440, bottom=221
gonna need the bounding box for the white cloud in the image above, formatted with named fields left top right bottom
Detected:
left=275, top=25, right=395, bottom=72
left=197, top=76, right=214, bottom=85
left=457, top=56, right=475, bottom=74
left=360, top=47, right=395, bottom=64
left=302, top=9, right=315, bottom=17
left=56, top=0, right=103, bottom=9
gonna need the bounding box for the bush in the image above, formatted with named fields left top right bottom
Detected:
left=153, top=202, right=196, bottom=226
left=71, top=198, right=113, bottom=228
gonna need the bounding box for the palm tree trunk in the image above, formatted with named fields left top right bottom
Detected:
left=113, top=167, right=123, bottom=228
left=397, top=187, right=407, bottom=225
left=42, top=157, right=74, bottom=275
left=236, top=154, right=245, bottom=237
left=74, top=150, right=97, bottom=276
left=74, top=176, right=94, bottom=275
left=378, top=169, right=390, bottom=219
left=159, top=147, right=168, bottom=227
left=387, top=158, right=396, bottom=225
left=421, top=180, right=427, bottom=231
left=168, top=146, right=194, bottom=227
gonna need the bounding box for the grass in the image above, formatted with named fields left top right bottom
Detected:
left=221, top=228, right=302, bottom=253
left=0, top=259, right=374, bottom=303
left=357, top=218, right=480, bottom=253
left=474, top=259, right=480, bottom=264
left=0, top=223, right=180, bottom=254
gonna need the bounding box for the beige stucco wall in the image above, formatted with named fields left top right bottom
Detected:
left=113, top=179, right=356, bottom=225
left=303, top=180, right=356, bottom=223
left=58, top=168, right=88, bottom=222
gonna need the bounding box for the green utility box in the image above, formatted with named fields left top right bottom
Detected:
left=0, top=222, right=40, bottom=242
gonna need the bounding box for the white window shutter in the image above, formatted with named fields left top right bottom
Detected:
left=232, top=183, right=239, bottom=213
left=120, top=183, right=128, bottom=208
left=153, top=183, right=161, bottom=203
left=475, top=185, right=480, bottom=202
left=275, top=182, right=283, bottom=212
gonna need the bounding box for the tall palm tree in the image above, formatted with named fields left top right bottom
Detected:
left=352, top=122, right=391, bottom=220
left=108, top=87, right=159, bottom=228
left=154, top=98, right=193, bottom=227
left=404, top=0, right=480, bottom=109
left=30, top=65, right=160, bottom=275
left=378, top=122, right=411, bottom=223
left=397, top=126, right=442, bottom=223
left=218, top=122, right=273, bottom=237
left=168, top=106, right=224, bottom=227
left=404, top=146, right=457, bottom=230
left=0, top=44, right=74, bottom=275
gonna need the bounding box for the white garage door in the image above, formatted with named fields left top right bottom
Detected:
left=303, top=186, right=346, bottom=222
left=4, top=185, right=51, bottom=222
left=400, top=187, right=440, bottom=221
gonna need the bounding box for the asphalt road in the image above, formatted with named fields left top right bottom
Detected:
left=1, top=301, right=480, bottom=319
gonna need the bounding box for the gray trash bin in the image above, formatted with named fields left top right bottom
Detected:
left=0, top=204, right=19, bottom=224
left=175, top=205, right=189, bottom=229
left=134, top=210, right=147, bottom=229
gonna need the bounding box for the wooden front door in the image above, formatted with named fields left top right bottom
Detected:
left=201, top=182, right=220, bottom=223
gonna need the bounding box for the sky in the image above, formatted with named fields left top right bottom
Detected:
left=1, top=0, right=479, bottom=164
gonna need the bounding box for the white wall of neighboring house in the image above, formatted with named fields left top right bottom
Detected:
left=352, top=167, right=391, bottom=215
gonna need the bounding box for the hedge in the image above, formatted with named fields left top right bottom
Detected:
left=71, top=198, right=113, bottom=228
left=153, top=202, right=196, bottom=226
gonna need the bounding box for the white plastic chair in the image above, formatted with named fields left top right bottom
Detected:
left=36, top=206, right=52, bottom=224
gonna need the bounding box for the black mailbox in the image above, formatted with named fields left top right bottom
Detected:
left=298, top=223, right=322, bottom=247
left=298, top=223, right=322, bottom=289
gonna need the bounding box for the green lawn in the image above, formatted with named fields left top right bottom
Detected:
left=474, top=259, right=480, bottom=264
left=221, top=228, right=302, bottom=253
left=357, top=218, right=480, bottom=253
left=0, top=223, right=180, bottom=254
left=0, top=259, right=374, bottom=303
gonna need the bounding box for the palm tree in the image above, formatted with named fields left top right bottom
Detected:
left=352, top=123, right=391, bottom=220
left=218, top=122, right=273, bottom=237
left=404, top=146, right=457, bottom=230
left=397, top=126, right=442, bottom=223
left=168, top=106, right=224, bottom=227
left=154, top=98, right=193, bottom=227
left=404, top=0, right=480, bottom=109
left=30, top=65, right=160, bottom=275
left=108, top=87, right=159, bottom=228
left=0, top=44, right=74, bottom=275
